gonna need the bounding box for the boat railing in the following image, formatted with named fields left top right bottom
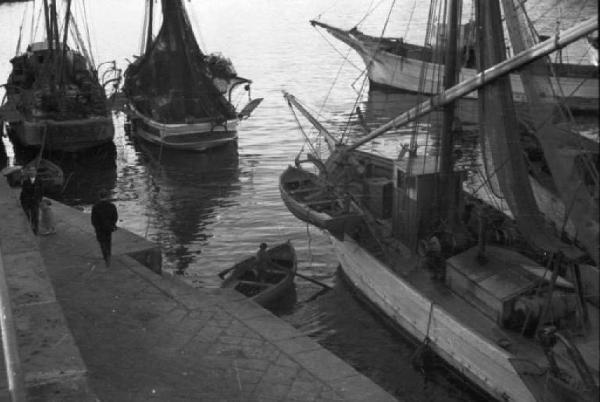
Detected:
left=0, top=251, right=26, bottom=401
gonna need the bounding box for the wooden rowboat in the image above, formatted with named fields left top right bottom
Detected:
left=2, top=159, right=64, bottom=193
left=279, top=165, right=363, bottom=238
left=220, top=242, right=297, bottom=307
left=24, top=159, right=64, bottom=194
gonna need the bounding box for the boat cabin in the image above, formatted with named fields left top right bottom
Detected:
left=391, top=157, right=465, bottom=251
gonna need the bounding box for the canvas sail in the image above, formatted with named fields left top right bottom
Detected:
left=124, top=0, right=236, bottom=124
left=500, top=0, right=599, bottom=264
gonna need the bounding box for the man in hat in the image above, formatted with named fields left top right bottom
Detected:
left=91, top=190, right=118, bottom=267
left=254, top=242, right=273, bottom=282
left=20, top=166, right=43, bottom=235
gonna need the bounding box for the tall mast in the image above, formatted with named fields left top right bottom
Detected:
left=59, top=0, right=73, bottom=86
left=145, top=0, right=154, bottom=54
left=42, top=0, right=52, bottom=52
left=51, top=0, right=59, bottom=51
left=438, top=0, right=461, bottom=222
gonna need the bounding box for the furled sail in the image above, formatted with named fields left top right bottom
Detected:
left=500, top=0, right=599, bottom=264
left=124, top=0, right=236, bottom=124
left=475, top=0, right=582, bottom=259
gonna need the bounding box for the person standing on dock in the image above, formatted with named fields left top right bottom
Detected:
left=20, top=166, right=43, bottom=235
left=91, top=190, right=118, bottom=268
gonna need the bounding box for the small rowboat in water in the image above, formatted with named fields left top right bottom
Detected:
left=220, top=242, right=297, bottom=306
left=279, top=165, right=363, bottom=238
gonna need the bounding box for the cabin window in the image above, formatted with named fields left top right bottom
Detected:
left=37, top=55, right=44, bottom=64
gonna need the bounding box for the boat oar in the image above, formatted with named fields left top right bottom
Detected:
left=294, top=272, right=333, bottom=290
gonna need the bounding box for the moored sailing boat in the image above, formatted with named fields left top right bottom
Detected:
left=282, top=2, right=598, bottom=400
left=310, top=1, right=598, bottom=113
left=0, top=0, right=116, bottom=152
left=123, top=0, right=262, bottom=152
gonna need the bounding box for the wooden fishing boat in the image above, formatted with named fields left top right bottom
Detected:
left=310, top=18, right=598, bottom=113
left=279, top=165, right=363, bottom=238
left=220, top=242, right=297, bottom=307
left=0, top=2, right=117, bottom=152
left=281, top=2, right=599, bottom=400
left=123, top=0, right=262, bottom=152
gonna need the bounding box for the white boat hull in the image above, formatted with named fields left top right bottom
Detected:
left=360, top=44, right=598, bottom=111
left=129, top=106, right=238, bottom=152
left=330, top=235, right=538, bottom=402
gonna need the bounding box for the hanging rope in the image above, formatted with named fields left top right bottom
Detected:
left=80, top=0, right=95, bottom=67
left=403, top=0, right=418, bottom=39
left=313, top=28, right=363, bottom=72
left=353, top=0, right=383, bottom=27
left=287, top=99, right=320, bottom=158
left=340, top=0, right=397, bottom=144
left=340, top=73, right=369, bottom=144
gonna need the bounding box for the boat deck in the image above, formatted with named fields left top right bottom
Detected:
left=369, top=219, right=599, bottom=381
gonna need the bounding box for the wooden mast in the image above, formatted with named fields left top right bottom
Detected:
left=42, top=0, right=52, bottom=52
left=59, top=0, right=73, bottom=86
left=50, top=0, right=59, bottom=52
left=438, top=0, right=461, bottom=223
left=145, top=0, right=154, bottom=55
left=282, top=91, right=337, bottom=152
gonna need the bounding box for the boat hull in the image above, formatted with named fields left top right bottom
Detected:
left=129, top=106, right=238, bottom=152
left=279, top=166, right=363, bottom=237
left=7, top=117, right=114, bottom=152
left=363, top=49, right=598, bottom=111
left=320, top=24, right=598, bottom=112
left=330, top=235, right=538, bottom=402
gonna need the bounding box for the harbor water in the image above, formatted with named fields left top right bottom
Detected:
left=1, top=1, right=596, bottom=400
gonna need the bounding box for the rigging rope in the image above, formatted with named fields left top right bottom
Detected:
left=313, top=28, right=363, bottom=72
left=353, top=0, right=385, bottom=28
left=186, top=0, right=208, bottom=52
left=340, top=73, right=369, bottom=144
left=287, top=99, right=320, bottom=158
left=341, top=0, right=397, bottom=144
left=403, top=0, right=418, bottom=39
left=79, top=0, right=95, bottom=67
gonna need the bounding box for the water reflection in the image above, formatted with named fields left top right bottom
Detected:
left=9, top=141, right=118, bottom=202
left=128, top=132, right=240, bottom=274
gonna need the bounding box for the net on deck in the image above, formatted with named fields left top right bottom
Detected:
left=124, top=0, right=236, bottom=123
left=475, top=0, right=584, bottom=261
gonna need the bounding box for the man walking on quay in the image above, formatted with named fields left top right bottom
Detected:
left=20, top=166, right=43, bottom=235
left=91, top=190, right=118, bottom=267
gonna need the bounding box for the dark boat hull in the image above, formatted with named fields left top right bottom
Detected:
left=221, top=242, right=297, bottom=307
left=7, top=117, right=114, bottom=152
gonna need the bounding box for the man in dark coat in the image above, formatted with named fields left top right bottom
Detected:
left=91, top=190, right=118, bottom=267
left=20, top=166, right=43, bottom=235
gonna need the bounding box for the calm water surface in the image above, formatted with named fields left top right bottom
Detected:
left=1, top=1, right=595, bottom=400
